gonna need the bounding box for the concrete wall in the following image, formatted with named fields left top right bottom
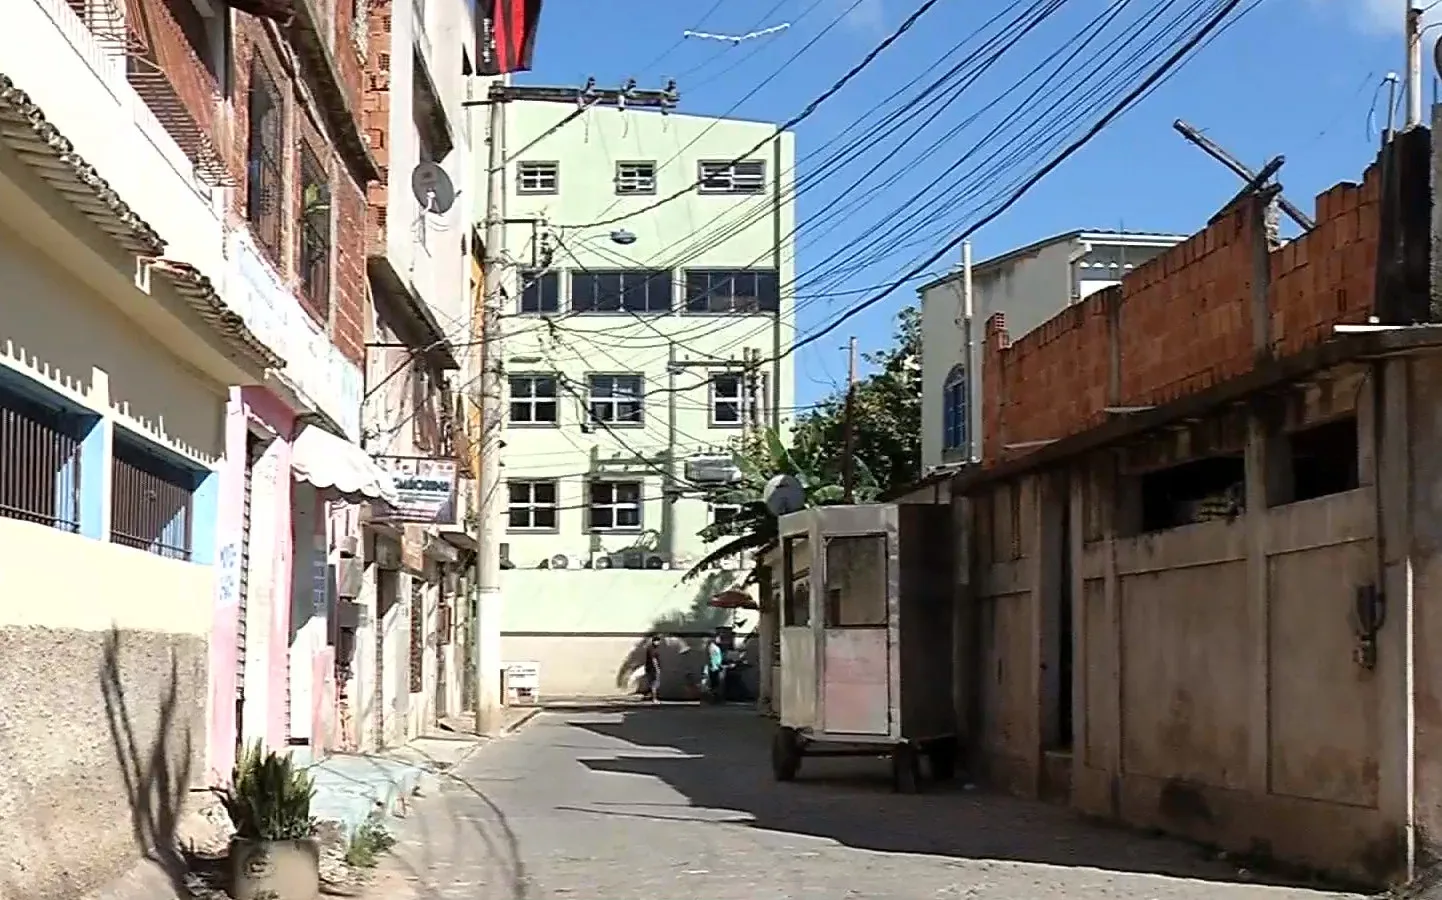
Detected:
left=0, top=168, right=224, bottom=899
left=963, top=361, right=1411, bottom=884
left=0, top=521, right=211, bottom=900
left=499, top=569, right=752, bottom=699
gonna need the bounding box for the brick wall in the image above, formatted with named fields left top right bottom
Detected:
left=227, top=13, right=371, bottom=369
left=120, top=0, right=224, bottom=169
left=981, top=162, right=1383, bottom=463
left=362, top=0, right=394, bottom=256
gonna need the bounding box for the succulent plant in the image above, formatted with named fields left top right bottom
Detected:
left=214, top=742, right=317, bottom=841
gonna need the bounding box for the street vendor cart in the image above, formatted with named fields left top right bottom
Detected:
left=771, top=502, right=956, bottom=793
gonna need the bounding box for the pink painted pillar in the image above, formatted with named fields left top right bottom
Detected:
left=206, top=390, right=250, bottom=784
left=239, top=386, right=298, bottom=751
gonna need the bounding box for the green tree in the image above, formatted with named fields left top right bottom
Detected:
left=684, top=306, right=921, bottom=580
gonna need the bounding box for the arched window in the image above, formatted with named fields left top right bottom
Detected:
left=942, top=365, right=967, bottom=452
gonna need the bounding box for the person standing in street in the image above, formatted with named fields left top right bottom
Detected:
left=642, top=634, right=663, bottom=704
left=704, top=630, right=726, bottom=703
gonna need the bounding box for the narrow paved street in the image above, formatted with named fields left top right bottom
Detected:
left=366, top=705, right=1364, bottom=900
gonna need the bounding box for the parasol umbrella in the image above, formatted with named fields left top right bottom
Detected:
left=708, top=589, right=759, bottom=611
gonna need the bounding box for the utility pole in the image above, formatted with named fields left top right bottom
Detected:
left=467, top=77, right=678, bottom=735
left=1406, top=4, right=1424, bottom=129
left=961, top=241, right=976, bottom=464
left=744, top=347, right=762, bottom=432
left=770, top=129, right=784, bottom=436
left=841, top=336, right=858, bottom=503
left=1171, top=120, right=1314, bottom=231
left=662, top=342, right=678, bottom=563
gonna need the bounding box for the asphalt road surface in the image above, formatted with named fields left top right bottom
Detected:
left=364, top=704, right=1364, bottom=900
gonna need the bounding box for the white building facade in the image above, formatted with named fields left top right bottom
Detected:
left=917, top=231, right=1185, bottom=480
left=474, top=102, right=797, bottom=698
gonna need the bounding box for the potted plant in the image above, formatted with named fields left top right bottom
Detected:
left=214, top=741, right=321, bottom=900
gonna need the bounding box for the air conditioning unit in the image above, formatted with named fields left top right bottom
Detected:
left=337, top=557, right=364, bottom=599
left=592, top=551, right=613, bottom=569
left=644, top=555, right=667, bottom=570
left=548, top=553, right=571, bottom=569
left=685, top=455, right=741, bottom=485
left=617, top=549, right=646, bottom=569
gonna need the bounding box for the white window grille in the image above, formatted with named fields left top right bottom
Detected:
left=710, top=374, right=744, bottom=427
left=509, top=375, right=558, bottom=425
left=589, top=481, right=642, bottom=530
left=587, top=374, right=643, bottom=425
left=698, top=160, right=765, bottom=195
left=517, top=161, right=559, bottom=194
left=615, top=161, right=657, bottom=195
left=507, top=480, right=558, bottom=530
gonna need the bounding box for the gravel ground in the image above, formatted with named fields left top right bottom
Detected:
left=362, top=703, right=1370, bottom=900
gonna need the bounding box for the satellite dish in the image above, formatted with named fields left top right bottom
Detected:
left=763, top=473, right=805, bottom=517
left=411, top=162, right=456, bottom=214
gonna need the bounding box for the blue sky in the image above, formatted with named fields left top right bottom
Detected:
left=517, top=0, right=1420, bottom=408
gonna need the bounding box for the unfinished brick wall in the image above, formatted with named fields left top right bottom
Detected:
left=361, top=0, right=394, bottom=256
left=117, top=0, right=228, bottom=172
left=982, top=162, right=1384, bottom=462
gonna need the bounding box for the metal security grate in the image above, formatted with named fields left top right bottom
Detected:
left=0, top=386, right=82, bottom=532
left=110, top=436, right=195, bottom=560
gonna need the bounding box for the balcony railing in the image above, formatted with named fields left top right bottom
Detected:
left=68, top=0, right=233, bottom=185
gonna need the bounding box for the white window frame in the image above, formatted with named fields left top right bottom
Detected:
left=588, top=480, right=642, bottom=531
left=709, top=373, right=744, bottom=427
left=587, top=374, right=644, bottom=426
left=697, top=160, right=766, bottom=195
left=507, top=479, right=559, bottom=532
left=615, top=160, right=657, bottom=195
left=517, top=161, right=559, bottom=195
left=509, top=374, right=559, bottom=426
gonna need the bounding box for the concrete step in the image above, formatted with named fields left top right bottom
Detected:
left=300, top=751, right=429, bottom=840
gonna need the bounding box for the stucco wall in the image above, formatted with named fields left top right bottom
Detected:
left=498, top=569, right=752, bottom=699
left=0, top=521, right=210, bottom=900
left=968, top=436, right=1402, bottom=884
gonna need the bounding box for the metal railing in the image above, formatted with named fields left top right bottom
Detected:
left=0, top=389, right=82, bottom=532
left=110, top=437, right=194, bottom=560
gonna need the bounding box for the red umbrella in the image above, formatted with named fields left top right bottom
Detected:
left=708, top=589, right=759, bottom=611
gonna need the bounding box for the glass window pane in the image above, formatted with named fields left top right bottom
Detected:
left=589, top=482, right=610, bottom=503
left=714, top=402, right=739, bottom=423
left=534, top=377, right=556, bottom=398
left=617, top=507, right=640, bottom=527
left=824, top=534, right=888, bottom=627
left=534, top=481, right=556, bottom=504
left=508, top=482, right=530, bottom=503
left=616, top=482, right=640, bottom=503
left=596, top=273, right=622, bottom=311
left=535, top=400, right=557, bottom=423
left=534, top=506, right=557, bottom=529
left=508, top=508, right=531, bottom=528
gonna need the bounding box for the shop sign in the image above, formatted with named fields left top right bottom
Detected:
left=373, top=456, right=458, bottom=525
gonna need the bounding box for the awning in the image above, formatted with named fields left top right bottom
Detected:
left=291, top=425, right=400, bottom=507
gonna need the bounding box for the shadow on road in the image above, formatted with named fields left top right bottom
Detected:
left=567, top=705, right=1343, bottom=893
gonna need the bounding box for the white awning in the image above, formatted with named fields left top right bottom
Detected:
left=291, top=425, right=400, bottom=507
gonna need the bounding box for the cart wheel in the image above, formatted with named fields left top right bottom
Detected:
left=926, top=737, right=959, bottom=782
left=772, top=727, right=802, bottom=782
left=892, top=744, right=921, bottom=794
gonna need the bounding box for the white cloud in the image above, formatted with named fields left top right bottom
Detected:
left=838, top=0, right=886, bottom=35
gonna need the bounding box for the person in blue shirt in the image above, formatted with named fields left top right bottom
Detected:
left=704, top=630, right=726, bottom=702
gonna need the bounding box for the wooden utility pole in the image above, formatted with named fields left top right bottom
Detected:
left=1171, top=120, right=1314, bottom=231
left=841, top=336, right=858, bottom=503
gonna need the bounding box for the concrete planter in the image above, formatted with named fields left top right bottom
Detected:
left=230, top=836, right=320, bottom=900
